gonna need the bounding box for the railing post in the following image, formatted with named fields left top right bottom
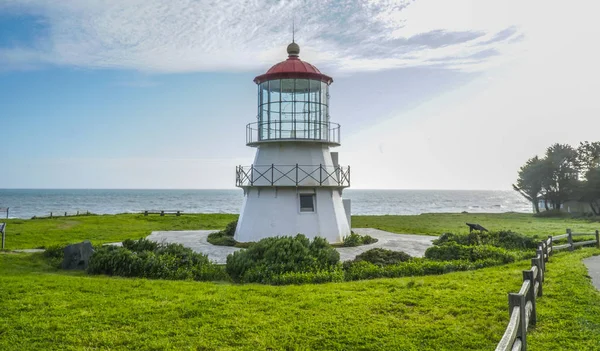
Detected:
left=523, top=270, right=537, bottom=326
left=319, top=164, right=323, bottom=185
left=348, top=166, right=351, bottom=187
left=531, top=258, right=543, bottom=297
left=509, top=293, right=527, bottom=351
left=596, top=230, right=599, bottom=249
left=567, top=228, right=574, bottom=251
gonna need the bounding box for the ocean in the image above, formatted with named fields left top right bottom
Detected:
left=0, top=189, right=532, bottom=219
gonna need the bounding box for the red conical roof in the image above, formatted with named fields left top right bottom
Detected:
left=254, top=43, right=333, bottom=85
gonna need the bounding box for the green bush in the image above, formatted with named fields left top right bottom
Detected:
left=433, top=231, right=538, bottom=250
left=122, top=238, right=158, bottom=252
left=226, top=235, right=340, bottom=284
left=207, top=232, right=237, bottom=246
left=424, top=242, right=516, bottom=263
left=223, top=220, right=238, bottom=236
left=87, top=241, right=228, bottom=282
left=207, top=220, right=239, bottom=246
left=350, top=248, right=412, bottom=266
left=43, top=244, right=67, bottom=260
left=344, top=258, right=502, bottom=281
left=342, top=232, right=378, bottom=247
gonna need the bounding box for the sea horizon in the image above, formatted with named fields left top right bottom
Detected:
left=0, top=188, right=532, bottom=219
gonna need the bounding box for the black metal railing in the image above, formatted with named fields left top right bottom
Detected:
left=236, top=164, right=350, bottom=187
left=246, top=121, right=341, bottom=146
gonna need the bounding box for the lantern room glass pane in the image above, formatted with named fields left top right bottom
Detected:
left=256, top=78, right=331, bottom=142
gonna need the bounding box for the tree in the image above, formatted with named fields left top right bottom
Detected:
left=541, top=144, right=580, bottom=209
left=512, top=156, right=545, bottom=213
left=577, top=141, right=600, bottom=172
left=577, top=142, right=600, bottom=214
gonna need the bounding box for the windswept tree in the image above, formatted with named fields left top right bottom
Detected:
left=577, top=142, right=600, bottom=214
left=512, top=156, right=545, bottom=213
left=542, top=144, right=580, bottom=210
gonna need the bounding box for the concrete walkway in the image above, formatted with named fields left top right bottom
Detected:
left=584, top=255, right=600, bottom=291
left=146, top=228, right=435, bottom=264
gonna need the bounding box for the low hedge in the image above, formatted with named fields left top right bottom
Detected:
left=342, top=232, right=378, bottom=247
left=424, top=242, right=518, bottom=264
left=207, top=220, right=238, bottom=246
left=350, top=248, right=412, bottom=266
left=87, top=241, right=228, bottom=282
left=433, top=230, right=538, bottom=250
left=344, top=258, right=503, bottom=281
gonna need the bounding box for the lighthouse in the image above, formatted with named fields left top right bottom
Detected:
left=234, top=41, right=351, bottom=243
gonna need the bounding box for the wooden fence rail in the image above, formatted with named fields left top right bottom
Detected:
left=495, top=229, right=598, bottom=351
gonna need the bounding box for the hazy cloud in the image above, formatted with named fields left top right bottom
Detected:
left=0, top=0, right=522, bottom=73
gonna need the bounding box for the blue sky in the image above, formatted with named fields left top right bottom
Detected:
left=1, top=0, right=599, bottom=189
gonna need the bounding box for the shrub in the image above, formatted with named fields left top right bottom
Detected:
left=342, top=232, right=379, bottom=247
left=344, top=258, right=503, bottom=281
left=207, top=220, right=239, bottom=246
left=226, top=235, right=340, bottom=284
left=223, top=220, right=238, bottom=236
left=43, top=244, right=67, bottom=268
left=207, top=232, right=237, bottom=246
left=424, top=242, right=516, bottom=263
left=351, top=248, right=412, bottom=266
left=433, top=231, right=537, bottom=250
left=43, top=244, right=67, bottom=260
left=122, top=238, right=158, bottom=252
left=87, top=240, right=228, bottom=282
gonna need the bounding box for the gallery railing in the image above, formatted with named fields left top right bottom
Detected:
left=236, top=164, right=350, bottom=187
left=246, top=121, right=341, bottom=146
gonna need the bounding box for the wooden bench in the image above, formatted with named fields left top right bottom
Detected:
left=142, top=210, right=183, bottom=216
left=1, top=223, right=6, bottom=249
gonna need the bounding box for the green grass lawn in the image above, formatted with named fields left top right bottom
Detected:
left=2, top=213, right=599, bottom=250
left=352, top=213, right=600, bottom=237
left=1, top=249, right=598, bottom=350
left=2, top=213, right=237, bottom=250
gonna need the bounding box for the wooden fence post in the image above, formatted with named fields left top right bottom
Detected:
left=531, top=258, right=543, bottom=297
left=536, top=246, right=545, bottom=278
left=596, top=230, right=599, bottom=249
left=542, top=241, right=548, bottom=263
left=548, top=236, right=553, bottom=257
left=1, top=224, right=5, bottom=250
left=509, top=293, right=527, bottom=351
left=523, top=270, right=537, bottom=325
left=567, top=229, right=574, bottom=251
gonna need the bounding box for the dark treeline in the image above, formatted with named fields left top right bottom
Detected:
left=513, top=142, right=600, bottom=215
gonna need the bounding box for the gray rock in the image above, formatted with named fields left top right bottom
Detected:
left=61, top=241, right=94, bottom=270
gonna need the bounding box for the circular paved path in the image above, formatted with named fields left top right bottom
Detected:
left=584, top=255, right=600, bottom=291
left=146, top=228, right=435, bottom=264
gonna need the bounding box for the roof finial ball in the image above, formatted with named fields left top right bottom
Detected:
left=287, top=42, right=300, bottom=57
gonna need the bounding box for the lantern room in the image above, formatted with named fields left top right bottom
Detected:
left=247, top=43, right=340, bottom=146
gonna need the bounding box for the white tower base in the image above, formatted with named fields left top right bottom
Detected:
left=235, top=187, right=350, bottom=243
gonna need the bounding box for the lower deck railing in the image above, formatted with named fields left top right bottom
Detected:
left=236, top=164, right=350, bottom=187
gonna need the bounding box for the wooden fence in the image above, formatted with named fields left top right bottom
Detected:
left=495, top=229, right=599, bottom=351
left=33, top=211, right=91, bottom=219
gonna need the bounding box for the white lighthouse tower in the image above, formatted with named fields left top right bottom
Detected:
left=234, top=41, right=351, bottom=243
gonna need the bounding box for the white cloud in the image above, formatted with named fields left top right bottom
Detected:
left=0, top=0, right=522, bottom=73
